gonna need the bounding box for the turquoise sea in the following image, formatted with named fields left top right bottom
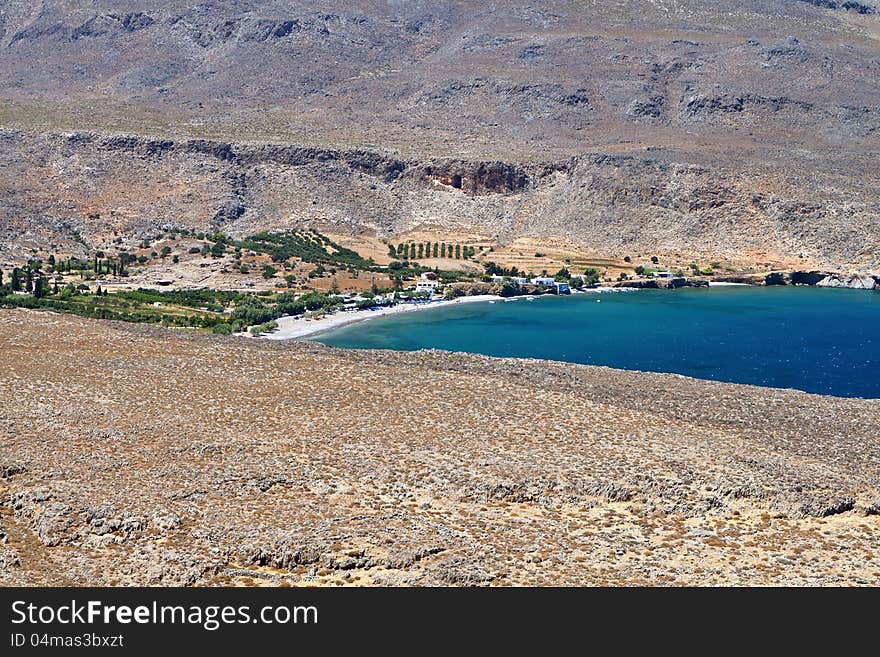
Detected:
left=312, top=286, right=880, bottom=398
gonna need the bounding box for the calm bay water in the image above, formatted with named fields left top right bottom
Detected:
left=313, top=287, right=880, bottom=398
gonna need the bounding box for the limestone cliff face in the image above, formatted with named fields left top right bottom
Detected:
left=2, top=129, right=878, bottom=271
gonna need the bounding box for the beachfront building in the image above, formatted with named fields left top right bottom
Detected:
left=415, top=281, right=437, bottom=295
left=531, top=276, right=555, bottom=286
left=491, top=274, right=529, bottom=285
left=554, top=282, right=571, bottom=294
left=652, top=271, right=675, bottom=279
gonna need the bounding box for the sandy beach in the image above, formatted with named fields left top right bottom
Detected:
left=255, top=287, right=639, bottom=341
left=261, top=294, right=502, bottom=340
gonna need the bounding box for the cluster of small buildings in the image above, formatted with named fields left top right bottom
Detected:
left=489, top=274, right=570, bottom=294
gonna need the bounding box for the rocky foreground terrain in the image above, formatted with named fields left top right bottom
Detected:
left=1, top=309, right=878, bottom=586
left=1, top=1, right=880, bottom=269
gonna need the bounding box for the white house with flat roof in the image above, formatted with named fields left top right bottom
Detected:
left=532, top=276, right=555, bottom=286
left=554, top=282, right=571, bottom=294
left=415, top=281, right=437, bottom=294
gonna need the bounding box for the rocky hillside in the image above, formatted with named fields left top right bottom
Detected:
left=1, top=309, right=878, bottom=586
left=1, top=1, right=879, bottom=268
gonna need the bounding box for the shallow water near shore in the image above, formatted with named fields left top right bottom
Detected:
left=312, top=286, right=880, bottom=398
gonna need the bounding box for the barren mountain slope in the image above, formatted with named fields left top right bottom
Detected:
left=1, top=1, right=879, bottom=267
left=1, top=309, right=879, bottom=586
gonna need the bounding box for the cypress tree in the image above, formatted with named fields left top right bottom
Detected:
left=25, top=269, right=33, bottom=293
left=11, top=268, right=21, bottom=291
left=33, top=276, right=46, bottom=299
left=433, top=243, right=438, bottom=258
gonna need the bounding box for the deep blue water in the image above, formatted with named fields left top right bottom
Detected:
left=312, top=287, right=880, bottom=398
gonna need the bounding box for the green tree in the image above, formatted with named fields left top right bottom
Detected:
left=634, top=265, right=645, bottom=275
left=25, top=269, right=33, bottom=293
left=441, top=243, right=447, bottom=258
left=33, top=276, right=47, bottom=299
left=262, top=264, right=277, bottom=279
left=161, top=246, right=172, bottom=258
left=455, top=244, right=461, bottom=259
left=418, top=243, right=424, bottom=259
left=388, top=244, right=397, bottom=258
left=433, top=243, right=439, bottom=258
left=651, top=256, right=659, bottom=264
left=210, top=242, right=225, bottom=258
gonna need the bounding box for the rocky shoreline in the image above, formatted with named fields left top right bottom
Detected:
left=611, top=270, right=880, bottom=291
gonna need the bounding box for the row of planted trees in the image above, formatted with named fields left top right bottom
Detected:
left=0, top=266, right=51, bottom=297
left=0, top=264, right=106, bottom=299
left=389, top=242, right=476, bottom=261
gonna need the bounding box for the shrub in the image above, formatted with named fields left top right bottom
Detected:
left=249, top=320, right=278, bottom=336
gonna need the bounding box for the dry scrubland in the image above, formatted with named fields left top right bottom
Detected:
left=0, top=309, right=878, bottom=586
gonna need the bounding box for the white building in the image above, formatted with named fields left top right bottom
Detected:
left=415, top=281, right=437, bottom=294
left=532, top=276, right=555, bottom=286
left=652, top=271, right=675, bottom=279
left=554, top=282, right=571, bottom=294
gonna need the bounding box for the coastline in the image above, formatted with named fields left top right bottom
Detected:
left=257, top=286, right=640, bottom=341
left=261, top=294, right=502, bottom=340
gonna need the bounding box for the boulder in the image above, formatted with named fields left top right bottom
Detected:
left=816, top=274, right=876, bottom=289
left=789, top=271, right=829, bottom=285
